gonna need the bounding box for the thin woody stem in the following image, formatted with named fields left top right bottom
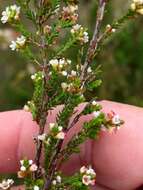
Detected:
left=34, top=11, right=49, bottom=178
left=80, top=0, right=108, bottom=82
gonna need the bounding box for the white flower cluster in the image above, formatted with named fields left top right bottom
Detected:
left=37, top=133, right=51, bottom=145
left=49, top=58, right=71, bottom=71
left=0, top=179, right=14, bottom=190
left=61, top=4, right=78, bottom=23
left=31, top=72, right=44, bottom=81
left=61, top=81, right=83, bottom=94
left=18, top=159, right=38, bottom=178
left=107, top=111, right=122, bottom=126
left=100, top=111, right=123, bottom=133
left=131, top=0, right=143, bottom=14
left=37, top=123, right=65, bottom=141
left=80, top=166, right=96, bottom=186
left=71, top=24, right=89, bottom=44
left=106, top=24, right=116, bottom=33
left=9, top=35, right=26, bottom=51
left=49, top=123, right=65, bottom=140
left=52, top=175, right=62, bottom=185
left=23, top=100, right=35, bottom=112
left=1, top=4, right=20, bottom=24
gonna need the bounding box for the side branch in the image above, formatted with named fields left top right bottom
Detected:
left=80, top=0, right=108, bottom=81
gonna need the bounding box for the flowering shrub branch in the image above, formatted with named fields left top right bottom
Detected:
left=0, top=0, right=142, bottom=190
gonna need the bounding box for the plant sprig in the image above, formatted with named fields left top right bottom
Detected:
left=0, top=0, right=142, bottom=189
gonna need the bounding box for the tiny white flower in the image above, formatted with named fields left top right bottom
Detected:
left=82, top=175, right=91, bottom=186
left=9, top=35, right=26, bottom=51
left=56, top=131, right=65, bottom=139
left=49, top=123, right=55, bottom=130
left=34, top=185, right=40, bottom=190
left=73, top=24, right=81, bottom=31
left=69, top=5, right=78, bottom=12
left=20, top=166, right=26, bottom=171
left=62, top=71, right=68, bottom=76
left=20, top=160, right=24, bottom=165
left=111, top=28, right=116, bottom=33
left=106, top=24, right=112, bottom=29
left=56, top=175, right=62, bottom=183
left=87, top=67, right=92, bottom=73
left=29, top=164, right=38, bottom=172
left=71, top=70, right=77, bottom=76
left=49, top=59, right=59, bottom=68
left=52, top=180, right=57, bottom=185
left=59, top=58, right=65, bottom=65
left=29, top=160, right=33, bottom=165
left=86, top=168, right=96, bottom=176
left=61, top=82, right=68, bottom=90
left=7, top=179, right=14, bottom=185
left=131, top=3, right=136, bottom=10
left=112, top=114, right=121, bottom=125
left=80, top=166, right=87, bottom=174
left=93, top=111, right=101, bottom=118
left=0, top=179, right=14, bottom=190
left=58, top=126, right=63, bottom=132
left=91, top=100, right=97, bottom=106
left=31, top=74, right=36, bottom=80
left=16, top=35, right=26, bottom=46
left=38, top=134, right=46, bottom=141
left=67, top=59, right=72, bottom=64
left=23, top=105, right=30, bottom=112
left=45, top=138, right=50, bottom=145
left=9, top=40, right=17, bottom=51
left=83, top=31, right=89, bottom=43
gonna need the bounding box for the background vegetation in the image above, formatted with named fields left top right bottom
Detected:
left=0, top=0, right=143, bottom=111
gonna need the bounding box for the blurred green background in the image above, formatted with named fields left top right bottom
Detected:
left=0, top=0, right=143, bottom=112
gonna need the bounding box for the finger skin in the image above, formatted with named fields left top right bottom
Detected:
left=0, top=101, right=143, bottom=190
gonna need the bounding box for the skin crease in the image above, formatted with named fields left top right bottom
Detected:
left=0, top=101, right=143, bottom=190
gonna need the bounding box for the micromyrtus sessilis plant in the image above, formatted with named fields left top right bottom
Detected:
left=0, top=0, right=142, bottom=189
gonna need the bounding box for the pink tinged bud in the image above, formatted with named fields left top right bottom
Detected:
left=107, top=111, right=115, bottom=119
left=80, top=166, right=87, bottom=174
left=29, top=164, right=38, bottom=172
left=90, top=179, right=96, bottom=185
